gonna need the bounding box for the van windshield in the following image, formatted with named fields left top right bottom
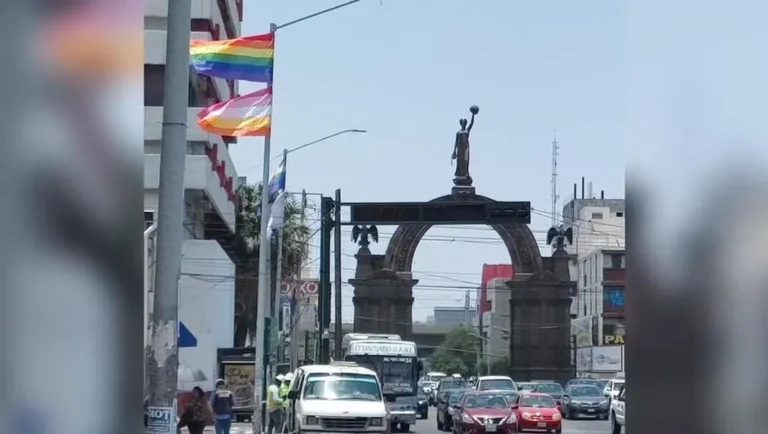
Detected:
left=303, top=373, right=382, bottom=401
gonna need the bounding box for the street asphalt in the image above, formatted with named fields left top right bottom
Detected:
left=189, top=406, right=613, bottom=434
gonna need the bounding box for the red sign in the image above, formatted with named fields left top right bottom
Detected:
left=205, top=144, right=238, bottom=204
left=480, top=264, right=514, bottom=314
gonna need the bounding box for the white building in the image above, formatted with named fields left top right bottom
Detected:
left=561, top=197, right=625, bottom=317
left=484, top=277, right=511, bottom=367
left=144, top=0, right=246, bottom=393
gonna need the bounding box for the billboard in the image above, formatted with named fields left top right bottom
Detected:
left=602, top=286, right=626, bottom=315
left=591, top=346, right=623, bottom=372
left=602, top=322, right=626, bottom=345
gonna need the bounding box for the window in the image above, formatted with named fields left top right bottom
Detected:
left=611, top=254, right=625, bottom=269
left=616, top=211, right=624, bottom=217
left=583, top=274, right=587, bottom=286
left=303, top=373, right=382, bottom=401
left=591, top=212, right=603, bottom=219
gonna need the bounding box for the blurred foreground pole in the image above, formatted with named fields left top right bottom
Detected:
left=147, top=0, right=192, bottom=431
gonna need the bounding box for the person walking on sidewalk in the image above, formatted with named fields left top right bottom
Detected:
left=210, top=379, right=235, bottom=434
left=266, top=375, right=285, bottom=434
left=179, top=386, right=212, bottom=434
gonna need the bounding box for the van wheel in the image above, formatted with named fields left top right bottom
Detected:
left=401, top=424, right=410, bottom=432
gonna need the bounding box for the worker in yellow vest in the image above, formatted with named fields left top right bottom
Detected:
left=266, top=375, right=285, bottom=434
left=280, top=373, right=292, bottom=408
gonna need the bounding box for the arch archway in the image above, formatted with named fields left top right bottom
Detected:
left=383, top=193, right=543, bottom=274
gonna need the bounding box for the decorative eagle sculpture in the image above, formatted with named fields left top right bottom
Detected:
left=546, top=224, right=573, bottom=250
left=351, top=224, right=379, bottom=248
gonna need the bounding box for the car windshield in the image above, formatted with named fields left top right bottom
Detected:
left=463, top=394, right=509, bottom=409
left=535, top=384, right=564, bottom=394
left=570, top=386, right=603, bottom=397
left=449, top=390, right=468, bottom=404
left=569, top=379, right=602, bottom=388
left=303, top=373, right=382, bottom=401
left=518, top=383, right=535, bottom=391
left=440, top=379, right=467, bottom=390
left=520, top=395, right=557, bottom=408
left=424, top=382, right=437, bottom=388
left=479, top=379, right=515, bottom=390
left=500, top=392, right=519, bottom=403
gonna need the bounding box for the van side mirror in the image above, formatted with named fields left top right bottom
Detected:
left=384, top=394, right=397, bottom=403
left=287, top=390, right=297, bottom=399
left=618, top=395, right=625, bottom=402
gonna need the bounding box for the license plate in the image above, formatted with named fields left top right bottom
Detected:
left=485, top=424, right=497, bottom=432
left=587, top=409, right=595, bottom=413
left=537, top=422, right=546, bottom=427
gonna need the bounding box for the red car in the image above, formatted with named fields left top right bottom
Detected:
left=513, top=392, right=562, bottom=433
left=455, top=391, right=519, bottom=434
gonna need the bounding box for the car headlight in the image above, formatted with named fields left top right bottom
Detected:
left=418, top=400, right=425, bottom=405
left=305, top=416, right=319, bottom=425
left=600, top=400, right=609, bottom=407
left=521, top=412, right=532, bottom=420
left=506, top=413, right=517, bottom=423
left=461, top=413, right=474, bottom=423
left=370, top=418, right=383, bottom=426
left=551, top=413, right=561, bottom=421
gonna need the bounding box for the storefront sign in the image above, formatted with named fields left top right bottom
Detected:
left=591, top=346, right=623, bottom=372
left=604, top=335, right=625, bottom=345
left=602, top=322, right=625, bottom=345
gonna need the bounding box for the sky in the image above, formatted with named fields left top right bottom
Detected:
left=229, top=0, right=626, bottom=321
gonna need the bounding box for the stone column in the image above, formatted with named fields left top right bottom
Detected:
left=506, top=253, right=573, bottom=383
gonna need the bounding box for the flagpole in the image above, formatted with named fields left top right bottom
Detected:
left=253, top=22, right=277, bottom=434
left=273, top=149, right=287, bottom=367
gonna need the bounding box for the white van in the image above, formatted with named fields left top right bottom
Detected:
left=286, top=363, right=395, bottom=434
left=475, top=375, right=517, bottom=391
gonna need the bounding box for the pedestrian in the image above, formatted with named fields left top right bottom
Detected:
left=210, top=379, right=235, bottom=434
left=179, top=386, right=212, bottom=434
left=266, top=375, right=285, bottom=434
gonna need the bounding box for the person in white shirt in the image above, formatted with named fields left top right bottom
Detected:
left=266, top=375, right=285, bottom=434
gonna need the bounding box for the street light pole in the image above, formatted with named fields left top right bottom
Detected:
left=146, top=0, right=191, bottom=430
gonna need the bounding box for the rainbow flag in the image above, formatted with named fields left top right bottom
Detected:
left=197, top=88, right=272, bottom=137
left=190, top=33, right=274, bottom=83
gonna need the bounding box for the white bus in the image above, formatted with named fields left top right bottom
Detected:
left=342, top=333, right=422, bottom=433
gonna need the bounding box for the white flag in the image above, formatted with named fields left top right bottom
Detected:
left=267, top=191, right=286, bottom=236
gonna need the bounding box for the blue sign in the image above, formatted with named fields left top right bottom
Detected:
left=178, top=322, right=197, bottom=348
left=147, top=406, right=175, bottom=434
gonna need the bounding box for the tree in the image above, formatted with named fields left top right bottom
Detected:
left=233, top=183, right=311, bottom=347
left=428, top=325, right=480, bottom=377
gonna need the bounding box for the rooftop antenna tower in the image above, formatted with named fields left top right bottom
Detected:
left=550, top=129, right=560, bottom=226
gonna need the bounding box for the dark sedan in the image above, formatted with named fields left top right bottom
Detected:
left=436, top=389, right=469, bottom=432
left=417, top=392, right=429, bottom=419
left=561, top=385, right=610, bottom=419
left=530, top=382, right=565, bottom=407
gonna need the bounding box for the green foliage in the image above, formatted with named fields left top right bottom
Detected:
left=428, top=325, right=480, bottom=377
left=234, top=183, right=311, bottom=346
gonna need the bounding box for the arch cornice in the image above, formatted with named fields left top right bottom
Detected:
left=383, top=193, right=543, bottom=273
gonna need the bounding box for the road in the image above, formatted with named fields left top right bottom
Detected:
left=414, top=407, right=610, bottom=434
left=186, top=406, right=612, bottom=433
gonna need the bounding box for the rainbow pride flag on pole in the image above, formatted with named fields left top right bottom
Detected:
left=197, top=88, right=272, bottom=137
left=190, top=33, right=274, bottom=83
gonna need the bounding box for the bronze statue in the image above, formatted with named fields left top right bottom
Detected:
left=452, top=105, right=479, bottom=185
left=546, top=224, right=573, bottom=251
left=351, top=224, right=379, bottom=248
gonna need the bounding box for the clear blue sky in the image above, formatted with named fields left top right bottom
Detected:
left=229, top=0, right=626, bottom=321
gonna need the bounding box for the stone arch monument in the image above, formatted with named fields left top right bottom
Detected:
left=348, top=106, right=574, bottom=382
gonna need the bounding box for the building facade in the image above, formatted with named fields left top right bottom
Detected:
left=561, top=198, right=625, bottom=316
left=571, top=248, right=626, bottom=346
left=144, top=0, right=247, bottom=393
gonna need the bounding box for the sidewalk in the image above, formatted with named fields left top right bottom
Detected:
left=180, top=423, right=254, bottom=434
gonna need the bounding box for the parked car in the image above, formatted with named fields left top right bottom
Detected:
left=417, top=391, right=429, bottom=419
left=513, top=393, right=562, bottom=434
left=530, top=382, right=565, bottom=408
left=454, top=391, right=518, bottom=434
left=610, top=385, right=626, bottom=434
left=561, top=385, right=609, bottom=420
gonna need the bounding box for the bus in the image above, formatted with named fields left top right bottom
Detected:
left=341, top=333, right=422, bottom=432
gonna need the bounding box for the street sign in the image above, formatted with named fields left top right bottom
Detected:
left=347, top=201, right=531, bottom=225
left=282, top=279, right=319, bottom=300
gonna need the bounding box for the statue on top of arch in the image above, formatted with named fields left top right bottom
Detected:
left=451, top=105, right=479, bottom=187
